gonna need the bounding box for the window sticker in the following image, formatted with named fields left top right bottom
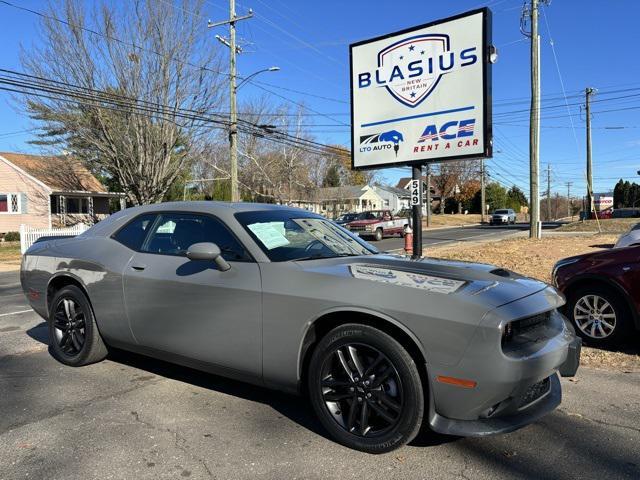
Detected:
left=248, top=222, right=290, bottom=250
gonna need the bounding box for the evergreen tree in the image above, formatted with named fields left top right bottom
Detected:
left=322, top=163, right=341, bottom=187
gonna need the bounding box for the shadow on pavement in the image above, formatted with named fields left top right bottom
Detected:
left=23, top=325, right=457, bottom=449
left=26, top=322, right=49, bottom=344
left=455, top=411, right=639, bottom=479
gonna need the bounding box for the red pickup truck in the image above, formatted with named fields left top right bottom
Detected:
left=345, top=210, right=409, bottom=241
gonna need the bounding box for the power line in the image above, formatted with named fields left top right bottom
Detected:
left=541, top=6, right=581, bottom=160
left=0, top=68, right=351, bottom=159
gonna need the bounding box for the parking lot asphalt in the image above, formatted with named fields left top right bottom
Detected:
left=1, top=269, right=639, bottom=479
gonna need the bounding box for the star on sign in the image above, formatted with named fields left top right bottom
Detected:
left=410, top=92, right=416, bottom=98
left=399, top=55, right=404, bottom=60
left=420, top=50, right=425, bottom=55
left=409, top=45, right=415, bottom=51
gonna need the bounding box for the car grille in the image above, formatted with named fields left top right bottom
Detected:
left=349, top=225, right=367, bottom=232
left=513, top=311, right=552, bottom=335
left=516, top=377, right=551, bottom=409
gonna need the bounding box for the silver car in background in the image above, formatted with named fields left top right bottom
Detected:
left=490, top=208, right=517, bottom=225
left=20, top=202, right=579, bottom=453
left=614, top=222, right=640, bottom=248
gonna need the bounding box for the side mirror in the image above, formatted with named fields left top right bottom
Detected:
left=186, top=242, right=231, bottom=271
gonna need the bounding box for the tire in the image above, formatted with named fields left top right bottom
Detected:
left=307, top=324, right=424, bottom=453
left=374, top=228, right=383, bottom=241
left=48, top=285, right=108, bottom=366
left=565, top=284, right=632, bottom=348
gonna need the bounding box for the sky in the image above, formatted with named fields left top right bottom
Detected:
left=1, top=0, right=639, bottom=200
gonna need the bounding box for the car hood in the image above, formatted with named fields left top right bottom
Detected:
left=295, top=254, right=553, bottom=309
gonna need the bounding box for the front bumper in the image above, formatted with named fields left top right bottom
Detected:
left=429, top=373, right=561, bottom=437
left=427, top=288, right=578, bottom=437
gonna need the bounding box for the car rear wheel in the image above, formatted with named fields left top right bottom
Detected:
left=48, top=285, right=108, bottom=366
left=307, top=324, right=424, bottom=453
left=566, top=285, right=631, bottom=347
left=374, top=228, right=383, bottom=241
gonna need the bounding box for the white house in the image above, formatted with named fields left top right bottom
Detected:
left=373, top=185, right=411, bottom=212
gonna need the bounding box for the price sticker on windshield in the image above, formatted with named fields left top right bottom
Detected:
left=410, top=179, right=421, bottom=206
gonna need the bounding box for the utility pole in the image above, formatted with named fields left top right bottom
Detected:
left=566, top=181, right=573, bottom=219
left=522, top=0, right=545, bottom=238
left=411, top=164, right=423, bottom=259
left=425, top=164, right=432, bottom=228
left=585, top=87, right=595, bottom=217
left=208, top=1, right=254, bottom=202
left=480, top=159, right=486, bottom=223
left=546, top=163, right=551, bottom=221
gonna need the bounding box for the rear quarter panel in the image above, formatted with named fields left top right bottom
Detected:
left=24, top=235, right=137, bottom=344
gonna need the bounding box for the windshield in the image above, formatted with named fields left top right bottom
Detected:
left=357, top=211, right=383, bottom=220
left=235, top=210, right=378, bottom=262
left=494, top=210, right=508, bottom=214
left=338, top=213, right=357, bottom=222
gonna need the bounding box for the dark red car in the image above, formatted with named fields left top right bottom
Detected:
left=552, top=245, right=640, bottom=347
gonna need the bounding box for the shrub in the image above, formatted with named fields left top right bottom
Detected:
left=3, top=231, right=20, bottom=242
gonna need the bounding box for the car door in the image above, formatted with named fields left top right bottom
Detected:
left=122, top=211, right=262, bottom=377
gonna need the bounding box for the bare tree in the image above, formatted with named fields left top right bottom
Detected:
left=20, top=0, right=226, bottom=204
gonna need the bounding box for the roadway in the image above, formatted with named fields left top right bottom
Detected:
left=1, top=268, right=639, bottom=479
left=373, top=222, right=564, bottom=253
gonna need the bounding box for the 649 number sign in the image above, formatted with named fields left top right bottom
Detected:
left=410, top=179, right=422, bottom=207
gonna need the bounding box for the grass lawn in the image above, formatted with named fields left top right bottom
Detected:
left=557, top=218, right=638, bottom=234
left=429, top=234, right=640, bottom=371
left=0, top=242, right=21, bottom=271
left=424, top=213, right=482, bottom=228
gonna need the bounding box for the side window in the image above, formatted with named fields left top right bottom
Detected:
left=112, top=213, right=156, bottom=250
left=142, top=213, right=249, bottom=262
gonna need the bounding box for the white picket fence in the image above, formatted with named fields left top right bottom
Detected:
left=19, top=223, right=89, bottom=254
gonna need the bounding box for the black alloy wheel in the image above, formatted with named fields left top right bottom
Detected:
left=308, top=324, right=424, bottom=453
left=52, top=297, right=86, bottom=356
left=320, top=343, right=403, bottom=437
left=48, top=285, right=108, bottom=366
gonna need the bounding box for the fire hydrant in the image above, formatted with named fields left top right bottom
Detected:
left=404, top=225, right=413, bottom=256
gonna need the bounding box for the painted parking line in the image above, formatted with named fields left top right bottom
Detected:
left=0, top=309, right=33, bottom=318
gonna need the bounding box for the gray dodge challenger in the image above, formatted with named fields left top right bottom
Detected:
left=20, top=202, right=580, bottom=453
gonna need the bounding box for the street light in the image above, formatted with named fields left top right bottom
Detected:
left=228, top=66, right=280, bottom=202
left=237, top=66, right=280, bottom=90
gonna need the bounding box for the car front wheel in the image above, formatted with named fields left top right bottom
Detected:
left=48, top=285, right=108, bottom=366
left=373, top=228, right=383, bottom=241
left=307, top=324, right=424, bottom=453
left=566, top=285, right=631, bottom=347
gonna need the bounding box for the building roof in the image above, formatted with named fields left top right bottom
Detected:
left=395, top=176, right=441, bottom=197
left=374, top=184, right=411, bottom=198
left=317, top=185, right=370, bottom=201
left=0, top=152, right=107, bottom=193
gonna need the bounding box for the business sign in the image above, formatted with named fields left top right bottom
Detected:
left=350, top=8, right=492, bottom=170
left=594, top=195, right=613, bottom=211
left=409, top=179, right=421, bottom=206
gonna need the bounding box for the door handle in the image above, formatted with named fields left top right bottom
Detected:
left=131, top=264, right=146, bottom=271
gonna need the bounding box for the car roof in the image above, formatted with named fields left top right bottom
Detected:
left=83, top=201, right=319, bottom=238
